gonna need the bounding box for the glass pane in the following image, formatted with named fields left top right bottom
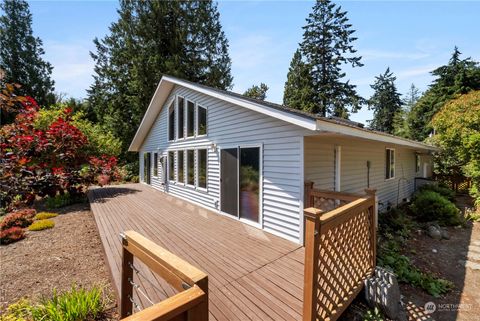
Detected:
left=153, top=153, right=158, bottom=176
left=198, top=149, right=207, bottom=188
left=239, top=147, right=260, bottom=222
left=197, top=106, right=207, bottom=136
left=178, top=150, right=184, bottom=183
left=178, top=97, right=184, bottom=139
left=187, top=101, right=195, bottom=137
left=386, top=150, right=391, bottom=179
left=168, top=152, right=175, bottom=181
left=144, top=153, right=148, bottom=181
left=168, top=102, right=175, bottom=141
left=160, top=156, right=165, bottom=182
left=187, top=150, right=195, bottom=185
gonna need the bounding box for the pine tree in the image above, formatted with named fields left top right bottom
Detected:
left=408, top=47, right=480, bottom=141
left=285, top=0, right=363, bottom=117
left=0, top=0, right=54, bottom=108
left=283, top=49, right=316, bottom=112
left=368, top=68, right=402, bottom=134
left=88, top=0, right=232, bottom=161
left=392, top=84, right=420, bottom=138
left=243, top=83, right=269, bottom=101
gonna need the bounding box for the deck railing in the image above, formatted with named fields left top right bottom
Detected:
left=303, top=187, right=377, bottom=321
left=119, top=231, right=208, bottom=321
left=304, top=181, right=365, bottom=212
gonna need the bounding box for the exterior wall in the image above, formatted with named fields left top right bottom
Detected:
left=304, top=136, right=432, bottom=211
left=139, top=85, right=309, bottom=242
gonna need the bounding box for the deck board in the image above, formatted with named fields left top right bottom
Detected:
left=89, top=183, right=305, bottom=321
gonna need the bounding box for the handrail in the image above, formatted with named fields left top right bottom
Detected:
left=120, top=231, right=208, bottom=321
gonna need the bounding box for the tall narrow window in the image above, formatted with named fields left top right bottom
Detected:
left=160, top=156, right=166, bottom=183
left=168, top=151, right=175, bottom=181
left=415, top=154, right=420, bottom=173
left=187, top=150, right=195, bottom=185
left=187, top=101, right=195, bottom=137
left=153, top=153, right=158, bottom=177
left=386, top=148, right=395, bottom=179
left=178, top=150, right=185, bottom=183
left=197, top=149, right=207, bottom=189
left=178, top=97, right=184, bottom=139
left=168, top=101, right=175, bottom=141
left=197, top=105, right=207, bottom=136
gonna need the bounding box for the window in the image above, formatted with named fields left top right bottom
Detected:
left=197, top=105, right=207, bottom=136
left=187, top=101, right=195, bottom=137
left=415, top=154, right=420, bottom=173
left=153, top=153, right=158, bottom=177
left=178, top=97, right=184, bottom=139
left=197, top=149, right=207, bottom=189
left=168, top=101, right=175, bottom=141
left=386, top=148, right=395, bottom=179
left=187, top=150, right=195, bottom=185
left=168, top=151, right=175, bottom=181
left=177, top=150, right=185, bottom=183
left=160, top=156, right=166, bottom=183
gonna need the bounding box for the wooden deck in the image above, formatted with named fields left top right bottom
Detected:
left=89, top=183, right=305, bottom=321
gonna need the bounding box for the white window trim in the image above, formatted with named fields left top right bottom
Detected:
left=196, top=148, right=208, bottom=192
left=186, top=149, right=196, bottom=188
left=196, top=104, right=208, bottom=138
left=176, top=95, right=186, bottom=141
left=168, top=151, right=176, bottom=183
left=153, top=152, right=159, bottom=177
left=176, top=150, right=185, bottom=185
left=386, top=148, right=395, bottom=180
left=185, top=100, right=196, bottom=139
left=167, top=99, right=175, bottom=142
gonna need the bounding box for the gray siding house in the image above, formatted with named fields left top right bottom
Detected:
left=129, top=76, right=436, bottom=244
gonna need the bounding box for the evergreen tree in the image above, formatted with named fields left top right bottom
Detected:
left=88, top=1, right=232, bottom=161
left=408, top=47, right=480, bottom=141
left=393, top=84, right=420, bottom=138
left=0, top=0, right=54, bottom=108
left=243, top=83, right=269, bottom=101
left=283, top=49, right=316, bottom=112
left=368, top=68, right=402, bottom=133
left=284, top=0, right=363, bottom=117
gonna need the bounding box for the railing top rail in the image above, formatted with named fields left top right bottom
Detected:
left=304, top=196, right=374, bottom=225
left=308, top=188, right=364, bottom=202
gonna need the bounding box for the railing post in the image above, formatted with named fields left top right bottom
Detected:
left=303, top=207, right=322, bottom=321
left=364, top=188, right=377, bottom=268
left=120, top=237, right=134, bottom=318
left=304, top=181, right=314, bottom=208
left=188, top=276, right=208, bottom=321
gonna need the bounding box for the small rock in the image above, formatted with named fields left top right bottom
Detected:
left=432, top=248, right=438, bottom=253
left=441, top=229, right=450, bottom=240
left=427, top=225, right=442, bottom=240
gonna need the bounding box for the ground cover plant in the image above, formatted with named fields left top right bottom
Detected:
left=28, top=219, right=55, bottom=231
left=34, top=212, right=58, bottom=220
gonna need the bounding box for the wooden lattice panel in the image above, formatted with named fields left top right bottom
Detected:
left=316, top=207, right=374, bottom=319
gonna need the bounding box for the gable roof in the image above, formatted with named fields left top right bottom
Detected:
left=129, top=75, right=438, bottom=152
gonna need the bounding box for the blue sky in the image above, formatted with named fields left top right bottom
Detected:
left=28, top=1, right=480, bottom=124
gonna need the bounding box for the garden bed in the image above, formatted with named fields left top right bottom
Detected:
left=0, top=203, right=116, bottom=318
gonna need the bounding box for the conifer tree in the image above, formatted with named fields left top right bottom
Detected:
left=392, top=84, right=420, bottom=138
left=284, top=0, right=363, bottom=117
left=368, top=68, right=402, bottom=134
left=0, top=0, right=54, bottom=108
left=243, top=83, right=269, bottom=100
left=283, top=49, right=316, bottom=112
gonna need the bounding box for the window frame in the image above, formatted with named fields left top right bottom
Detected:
left=168, top=151, right=175, bottom=183
left=177, top=96, right=185, bottom=140
left=196, top=149, right=208, bottom=191
left=186, top=100, right=195, bottom=138
left=167, top=100, right=175, bottom=142
left=196, top=104, right=208, bottom=137
left=177, top=150, right=185, bottom=185
left=386, top=148, right=395, bottom=180
left=415, top=154, right=420, bottom=173
left=186, top=149, right=195, bottom=187
left=153, top=153, right=158, bottom=177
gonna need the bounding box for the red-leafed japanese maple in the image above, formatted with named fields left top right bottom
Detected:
left=1, top=94, right=119, bottom=210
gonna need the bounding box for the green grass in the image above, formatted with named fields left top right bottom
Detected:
left=34, top=212, right=59, bottom=220
left=28, top=219, right=55, bottom=231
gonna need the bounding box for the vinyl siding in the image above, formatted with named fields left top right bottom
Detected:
left=139, top=85, right=308, bottom=242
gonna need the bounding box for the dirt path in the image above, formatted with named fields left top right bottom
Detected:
left=0, top=204, right=115, bottom=308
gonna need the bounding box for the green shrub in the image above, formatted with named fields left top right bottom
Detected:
left=34, top=212, right=59, bottom=220
left=417, top=184, right=456, bottom=201
left=0, top=209, right=36, bottom=230
left=363, top=307, right=384, bottom=321
left=30, top=286, right=105, bottom=321
left=378, top=207, right=415, bottom=238
left=45, top=193, right=86, bottom=209
left=410, top=190, right=462, bottom=225
left=0, top=227, right=26, bottom=245
left=0, top=299, right=31, bottom=321
left=28, top=219, right=55, bottom=231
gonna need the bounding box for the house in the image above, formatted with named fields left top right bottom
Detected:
left=129, top=75, right=436, bottom=244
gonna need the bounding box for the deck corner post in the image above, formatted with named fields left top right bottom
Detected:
left=120, top=244, right=134, bottom=318
left=304, top=181, right=314, bottom=208
left=364, top=188, right=377, bottom=269
left=187, top=276, right=209, bottom=321
left=303, top=207, right=322, bottom=321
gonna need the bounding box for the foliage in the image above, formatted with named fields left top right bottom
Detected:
left=363, top=307, right=384, bottom=321
left=410, top=190, right=461, bottom=226
left=368, top=68, right=403, bottom=134
left=243, top=83, right=269, bottom=101
left=408, top=47, right=480, bottom=141
left=430, top=91, right=480, bottom=207
left=465, top=207, right=480, bottom=222
left=0, top=0, right=54, bottom=110
left=417, top=183, right=455, bottom=202
left=30, top=286, right=105, bottom=321
left=0, top=208, right=36, bottom=230
left=44, top=193, right=86, bottom=209
left=34, top=212, right=58, bottom=220
left=28, top=219, right=55, bottom=231
left=0, top=299, right=31, bottom=321
left=378, top=207, right=416, bottom=239
left=283, top=49, right=316, bottom=112
left=285, top=0, right=363, bottom=117
left=393, top=84, right=421, bottom=138
left=88, top=0, right=232, bottom=161
left=0, top=226, right=25, bottom=245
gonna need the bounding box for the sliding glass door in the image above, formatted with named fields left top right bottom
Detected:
left=220, top=146, right=260, bottom=224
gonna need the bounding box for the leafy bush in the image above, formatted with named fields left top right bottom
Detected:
left=34, top=212, right=58, bottom=220
left=0, top=227, right=26, bottom=245
left=0, top=299, right=31, bottom=321
left=363, top=307, right=384, bottom=321
left=0, top=209, right=36, bottom=230
left=417, top=184, right=456, bottom=201
left=45, top=193, right=86, bottom=209
left=465, top=207, right=480, bottom=222
left=410, top=190, right=462, bottom=225
left=378, top=207, right=416, bottom=239
left=30, top=286, right=105, bottom=321
left=28, top=219, right=55, bottom=231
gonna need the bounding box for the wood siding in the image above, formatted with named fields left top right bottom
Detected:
left=139, top=85, right=308, bottom=242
